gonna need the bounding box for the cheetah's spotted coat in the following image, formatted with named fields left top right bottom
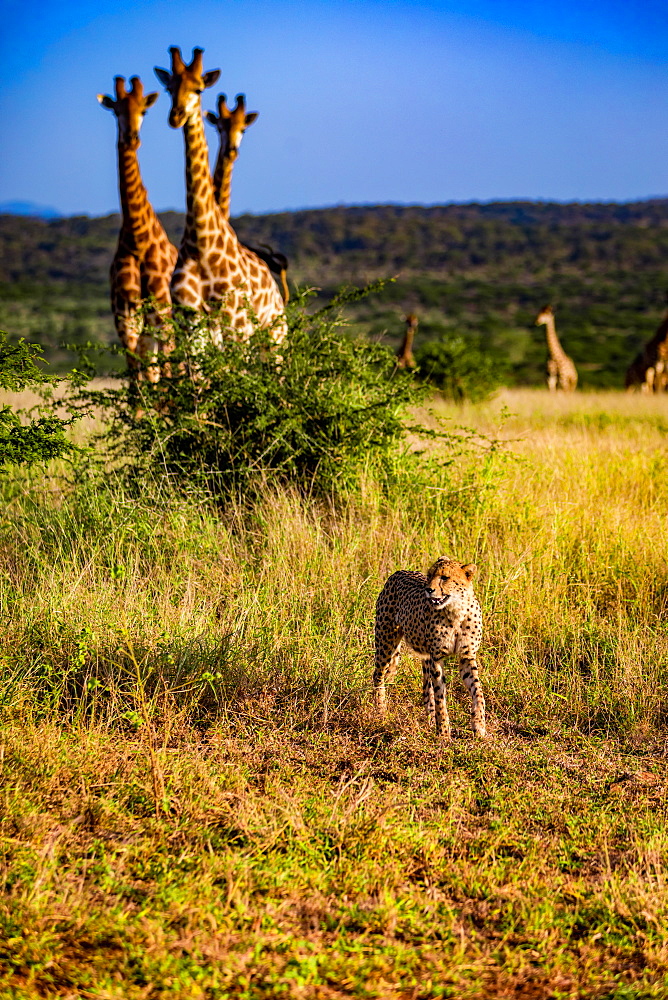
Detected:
left=373, top=557, right=486, bottom=739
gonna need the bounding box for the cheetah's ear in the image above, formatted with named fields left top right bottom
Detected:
left=462, top=563, right=476, bottom=580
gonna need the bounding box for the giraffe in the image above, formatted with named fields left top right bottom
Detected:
left=154, top=48, right=286, bottom=345
left=625, top=308, right=668, bottom=392
left=534, top=305, right=578, bottom=392
left=97, top=76, right=178, bottom=382
left=206, top=93, right=290, bottom=303
left=205, top=93, right=258, bottom=220
left=396, top=312, right=418, bottom=368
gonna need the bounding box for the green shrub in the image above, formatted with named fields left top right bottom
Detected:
left=77, top=289, right=427, bottom=500
left=415, top=335, right=503, bottom=402
left=0, top=332, right=79, bottom=470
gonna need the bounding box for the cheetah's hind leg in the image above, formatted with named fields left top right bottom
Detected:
left=373, top=628, right=403, bottom=717
left=459, top=654, right=486, bottom=738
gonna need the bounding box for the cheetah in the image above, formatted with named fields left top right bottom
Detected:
left=373, top=557, right=486, bottom=739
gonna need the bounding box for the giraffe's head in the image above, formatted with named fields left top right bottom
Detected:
left=535, top=305, right=553, bottom=326
left=205, top=94, right=258, bottom=162
left=154, top=47, right=220, bottom=129
left=97, top=76, right=159, bottom=150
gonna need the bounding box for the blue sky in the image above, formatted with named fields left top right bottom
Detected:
left=1, top=0, right=668, bottom=216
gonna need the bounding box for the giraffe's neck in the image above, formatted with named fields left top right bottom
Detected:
left=212, top=143, right=234, bottom=219
left=183, top=111, right=235, bottom=249
left=544, top=315, right=568, bottom=361
left=117, top=143, right=154, bottom=249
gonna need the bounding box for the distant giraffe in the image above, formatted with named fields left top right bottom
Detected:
left=534, top=305, right=578, bottom=392
left=97, top=76, right=178, bottom=381
left=396, top=313, right=418, bottom=368
left=625, top=308, right=668, bottom=392
left=154, top=48, right=286, bottom=344
left=206, top=93, right=290, bottom=303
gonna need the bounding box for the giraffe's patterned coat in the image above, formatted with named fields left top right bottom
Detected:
left=98, top=76, right=178, bottom=381
left=205, top=93, right=258, bottom=220
left=396, top=312, right=418, bottom=369
left=625, top=309, right=668, bottom=392
left=154, top=48, right=286, bottom=345
left=373, top=557, right=486, bottom=739
left=535, top=305, right=578, bottom=392
left=205, top=92, right=290, bottom=303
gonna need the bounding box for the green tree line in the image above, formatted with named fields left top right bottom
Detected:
left=2, top=199, right=668, bottom=385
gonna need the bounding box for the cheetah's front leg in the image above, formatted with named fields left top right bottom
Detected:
left=459, top=653, right=486, bottom=737
left=429, top=656, right=451, bottom=740
left=422, top=660, right=435, bottom=725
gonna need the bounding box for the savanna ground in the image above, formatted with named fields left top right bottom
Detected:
left=2, top=387, right=668, bottom=999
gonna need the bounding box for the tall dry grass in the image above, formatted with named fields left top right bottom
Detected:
left=2, top=388, right=667, bottom=738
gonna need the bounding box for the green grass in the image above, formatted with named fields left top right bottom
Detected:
left=1, top=388, right=668, bottom=998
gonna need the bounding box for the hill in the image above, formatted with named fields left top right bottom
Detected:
left=2, top=200, right=668, bottom=383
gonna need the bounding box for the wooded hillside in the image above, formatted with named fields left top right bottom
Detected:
left=2, top=200, right=668, bottom=384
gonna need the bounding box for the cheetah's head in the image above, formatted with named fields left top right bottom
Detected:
left=425, top=557, right=476, bottom=612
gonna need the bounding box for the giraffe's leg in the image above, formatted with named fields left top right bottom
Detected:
left=269, top=311, right=288, bottom=348
left=459, top=653, right=486, bottom=738
left=114, top=306, right=143, bottom=378
left=140, top=300, right=174, bottom=385
left=144, top=248, right=178, bottom=380
left=172, top=263, right=212, bottom=369
left=138, top=327, right=161, bottom=384
left=373, top=626, right=402, bottom=717
left=209, top=311, right=226, bottom=349
left=429, top=656, right=451, bottom=740
left=547, top=360, right=558, bottom=392
left=155, top=301, right=176, bottom=380
left=112, top=258, right=143, bottom=378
